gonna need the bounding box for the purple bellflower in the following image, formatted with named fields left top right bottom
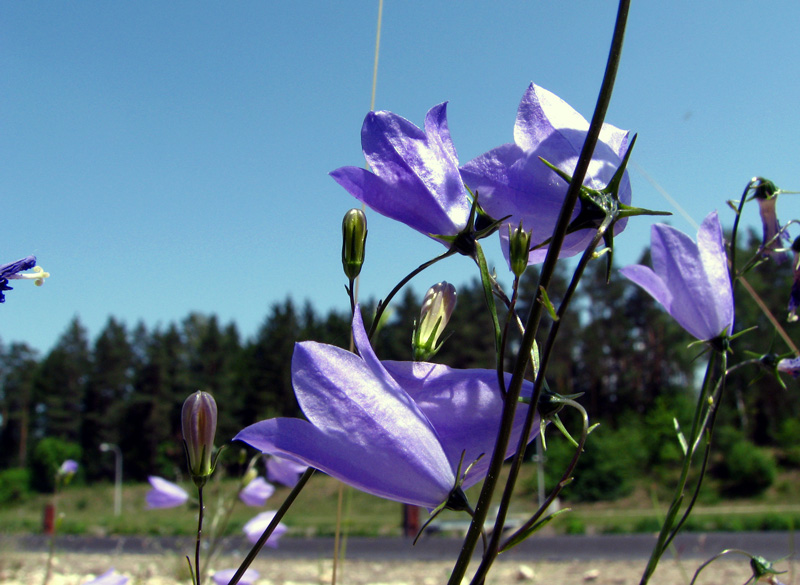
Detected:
left=239, top=476, right=275, bottom=507
left=266, top=455, right=308, bottom=488
left=235, top=309, right=539, bottom=510
left=242, top=511, right=288, bottom=547
left=777, top=357, right=800, bottom=379
left=330, top=104, right=474, bottom=247
left=620, top=211, right=734, bottom=342
left=82, top=569, right=129, bottom=585
left=212, top=569, right=260, bottom=585
left=59, top=459, right=79, bottom=476
left=460, top=83, right=631, bottom=265
left=0, top=256, right=50, bottom=303
left=145, top=476, right=189, bottom=509
left=753, top=178, right=790, bottom=264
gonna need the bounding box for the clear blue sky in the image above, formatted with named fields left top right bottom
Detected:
left=2, top=2, right=798, bottom=355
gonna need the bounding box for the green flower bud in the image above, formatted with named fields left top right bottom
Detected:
left=182, top=391, right=218, bottom=487
left=508, top=221, right=532, bottom=277
left=412, top=282, right=457, bottom=361
left=342, top=208, right=367, bottom=280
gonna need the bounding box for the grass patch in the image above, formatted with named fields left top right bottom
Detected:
left=2, top=466, right=800, bottom=537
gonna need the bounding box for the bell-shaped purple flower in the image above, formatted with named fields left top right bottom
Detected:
left=777, top=357, right=800, bottom=379
left=234, top=309, right=538, bottom=510
left=266, top=455, right=308, bottom=488
left=620, top=211, right=734, bottom=342
left=0, top=256, right=50, bottom=303
left=786, top=237, right=800, bottom=323
left=239, top=476, right=275, bottom=507
left=330, top=103, right=471, bottom=245
left=753, top=178, right=790, bottom=264
left=145, top=476, right=189, bottom=509
left=212, top=569, right=260, bottom=585
left=82, top=569, right=129, bottom=585
left=460, top=83, right=631, bottom=265
left=242, top=511, right=288, bottom=547
left=59, top=459, right=79, bottom=476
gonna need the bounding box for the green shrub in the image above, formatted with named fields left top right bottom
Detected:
left=716, top=440, right=776, bottom=497
left=559, top=426, right=648, bottom=502
left=0, top=468, right=31, bottom=505
left=30, top=437, right=82, bottom=492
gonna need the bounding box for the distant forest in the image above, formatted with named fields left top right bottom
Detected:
left=1, top=234, right=797, bottom=489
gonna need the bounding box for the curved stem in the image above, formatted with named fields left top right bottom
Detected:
left=368, top=249, right=455, bottom=340
left=447, top=3, right=631, bottom=582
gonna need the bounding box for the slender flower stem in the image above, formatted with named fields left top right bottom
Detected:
left=471, top=215, right=612, bottom=583
left=639, top=349, right=726, bottom=585
left=368, top=249, right=455, bottom=340
left=227, top=468, right=316, bottom=585
left=194, top=485, right=204, bottom=585
left=447, top=2, right=630, bottom=582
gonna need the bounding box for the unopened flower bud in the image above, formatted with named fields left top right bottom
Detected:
left=412, top=282, right=457, bottom=361
left=182, top=391, right=218, bottom=486
left=342, top=208, right=367, bottom=280
left=508, top=222, right=532, bottom=277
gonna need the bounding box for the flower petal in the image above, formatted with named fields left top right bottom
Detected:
left=382, top=360, right=539, bottom=488
left=235, top=311, right=455, bottom=508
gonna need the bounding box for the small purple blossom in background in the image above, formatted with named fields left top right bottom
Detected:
left=0, top=256, right=50, bottom=303
left=212, top=568, right=260, bottom=585
left=239, top=476, right=275, bottom=507
left=461, top=83, right=631, bottom=265
left=59, top=459, right=79, bottom=476
left=235, top=309, right=538, bottom=509
left=753, top=178, right=790, bottom=264
left=81, top=569, right=129, bottom=585
left=330, top=103, right=472, bottom=245
left=266, top=456, right=308, bottom=488
left=145, top=476, right=189, bottom=509
left=242, top=511, right=287, bottom=547
left=777, top=357, right=800, bottom=379
left=621, top=211, right=734, bottom=342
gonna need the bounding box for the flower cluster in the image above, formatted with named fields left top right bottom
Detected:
left=331, top=83, right=632, bottom=266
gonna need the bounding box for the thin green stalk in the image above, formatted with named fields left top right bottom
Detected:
left=471, top=216, right=610, bottom=583
left=639, top=350, right=722, bottom=585
left=447, top=3, right=630, bottom=582
left=227, top=468, right=315, bottom=585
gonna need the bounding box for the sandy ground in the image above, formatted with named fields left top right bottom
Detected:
left=0, top=551, right=782, bottom=585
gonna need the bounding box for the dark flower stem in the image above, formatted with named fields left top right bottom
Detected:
left=471, top=211, right=613, bottom=583
left=227, top=468, right=316, bottom=585
left=367, top=249, right=455, bottom=340
left=194, top=485, right=204, bottom=585
left=447, top=1, right=630, bottom=583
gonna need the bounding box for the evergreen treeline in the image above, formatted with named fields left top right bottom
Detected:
left=1, top=235, right=798, bottom=496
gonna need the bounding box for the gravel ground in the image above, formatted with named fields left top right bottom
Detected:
left=0, top=551, right=780, bottom=585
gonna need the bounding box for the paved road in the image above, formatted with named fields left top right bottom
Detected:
left=4, top=532, right=794, bottom=562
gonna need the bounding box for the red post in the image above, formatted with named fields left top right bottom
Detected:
left=43, top=503, right=55, bottom=534
left=402, top=504, right=420, bottom=537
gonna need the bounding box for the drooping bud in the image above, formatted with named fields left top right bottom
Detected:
left=412, top=282, right=457, bottom=361
left=342, top=208, right=367, bottom=280
left=182, top=391, right=218, bottom=486
left=508, top=221, right=532, bottom=277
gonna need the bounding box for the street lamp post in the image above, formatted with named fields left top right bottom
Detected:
left=99, top=442, right=123, bottom=516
